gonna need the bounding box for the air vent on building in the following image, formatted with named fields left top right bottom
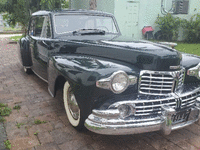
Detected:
left=173, top=0, right=189, bottom=14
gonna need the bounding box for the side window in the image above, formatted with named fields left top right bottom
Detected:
left=35, top=16, right=45, bottom=37
left=41, top=16, right=52, bottom=38
left=29, top=16, right=51, bottom=38
left=29, top=18, right=35, bottom=36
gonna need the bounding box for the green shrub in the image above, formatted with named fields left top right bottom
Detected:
left=155, top=14, right=181, bottom=41
left=34, top=119, right=47, bottom=125
left=13, top=105, right=21, bottom=110
left=0, top=107, right=12, bottom=116
left=0, top=116, right=6, bottom=122
left=4, top=140, right=11, bottom=149
left=16, top=123, right=24, bottom=129
left=0, top=103, right=7, bottom=107
left=0, top=103, right=12, bottom=122
left=181, top=14, right=200, bottom=43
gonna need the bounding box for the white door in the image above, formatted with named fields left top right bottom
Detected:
left=124, top=1, right=139, bottom=38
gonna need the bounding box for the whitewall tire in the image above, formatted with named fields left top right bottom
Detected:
left=63, top=81, right=81, bottom=127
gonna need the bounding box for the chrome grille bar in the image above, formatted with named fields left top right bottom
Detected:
left=141, top=76, right=174, bottom=80
left=139, top=69, right=185, bottom=95
left=140, top=87, right=172, bottom=91
left=136, top=101, right=176, bottom=109
left=135, top=92, right=200, bottom=116
left=140, top=80, right=174, bottom=84
left=140, top=84, right=172, bottom=87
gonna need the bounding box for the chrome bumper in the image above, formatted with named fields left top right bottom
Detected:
left=85, top=97, right=200, bottom=135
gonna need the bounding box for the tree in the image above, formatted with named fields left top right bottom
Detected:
left=0, top=0, right=69, bottom=34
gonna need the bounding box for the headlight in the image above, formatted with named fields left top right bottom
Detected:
left=187, top=63, right=200, bottom=79
left=96, top=70, right=137, bottom=94
left=111, top=71, right=128, bottom=93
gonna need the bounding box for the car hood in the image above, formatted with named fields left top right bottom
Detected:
left=57, top=35, right=182, bottom=71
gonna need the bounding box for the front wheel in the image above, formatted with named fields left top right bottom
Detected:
left=63, top=81, right=84, bottom=130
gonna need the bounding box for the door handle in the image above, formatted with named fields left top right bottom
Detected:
left=42, top=41, right=49, bottom=47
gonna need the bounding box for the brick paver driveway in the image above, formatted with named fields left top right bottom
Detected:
left=0, top=37, right=200, bottom=150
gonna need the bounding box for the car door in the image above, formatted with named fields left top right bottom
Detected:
left=29, top=15, right=52, bottom=82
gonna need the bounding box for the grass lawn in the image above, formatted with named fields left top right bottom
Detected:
left=175, top=42, right=200, bottom=56
left=10, top=35, right=23, bottom=42
left=4, top=27, right=22, bottom=32
left=149, top=40, right=200, bottom=56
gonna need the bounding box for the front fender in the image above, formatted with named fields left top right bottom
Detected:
left=181, top=53, right=200, bottom=69
left=47, top=54, right=140, bottom=101
left=181, top=53, right=200, bottom=83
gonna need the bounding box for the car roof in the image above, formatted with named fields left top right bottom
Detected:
left=31, top=9, right=113, bottom=16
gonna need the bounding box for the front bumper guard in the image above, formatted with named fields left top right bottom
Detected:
left=85, top=98, right=200, bottom=135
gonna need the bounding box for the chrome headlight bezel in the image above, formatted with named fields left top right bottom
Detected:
left=96, top=70, right=137, bottom=94
left=187, top=63, right=200, bottom=80
left=110, top=71, right=129, bottom=93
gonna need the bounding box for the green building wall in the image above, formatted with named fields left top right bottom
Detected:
left=70, top=0, right=200, bottom=40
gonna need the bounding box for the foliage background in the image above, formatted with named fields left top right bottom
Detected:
left=155, top=13, right=200, bottom=43
left=0, top=0, right=69, bottom=34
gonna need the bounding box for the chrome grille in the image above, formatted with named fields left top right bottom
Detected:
left=175, top=69, right=185, bottom=91
left=135, top=91, right=200, bottom=117
left=139, top=69, right=185, bottom=95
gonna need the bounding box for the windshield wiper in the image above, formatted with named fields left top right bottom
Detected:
left=72, top=29, right=105, bottom=35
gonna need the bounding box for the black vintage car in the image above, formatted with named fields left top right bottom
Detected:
left=18, top=10, right=200, bottom=135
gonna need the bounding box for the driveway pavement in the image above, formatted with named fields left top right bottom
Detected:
left=0, top=37, right=200, bottom=150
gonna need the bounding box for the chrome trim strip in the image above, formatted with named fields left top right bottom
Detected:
left=88, top=115, right=161, bottom=125
left=136, top=102, right=176, bottom=109
left=135, top=112, right=162, bottom=116
left=32, top=69, right=48, bottom=83
left=92, top=109, right=120, bottom=118
left=140, top=80, right=174, bottom=84
left=48, top=87, right=55, bottom=97
left=140, top=83, right=172, bottom=87
left=172, top=119, right=198, bottom=130
left=139, top=91, right=173, bottom=96
left=141, top=76, right=174, bottom=80
left=182, top=96, right=197, bottom=102
left=140, top=87, right=172, bottom=91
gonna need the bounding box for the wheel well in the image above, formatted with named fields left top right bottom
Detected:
left=55, top=75, right=66, bottom=96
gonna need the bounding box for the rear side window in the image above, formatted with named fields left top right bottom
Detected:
left=29, top=16, right=51, bottom=38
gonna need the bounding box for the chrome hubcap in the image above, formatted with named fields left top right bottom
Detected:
left=67, top=88, right=80, bottom=120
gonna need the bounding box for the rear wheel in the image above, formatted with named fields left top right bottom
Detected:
left=63, top=81, right=85, bottom=129
left=23, top=66, right=33, bottom=74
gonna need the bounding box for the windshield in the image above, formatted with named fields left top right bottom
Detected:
left=53, top=14, right=118, bottom=35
